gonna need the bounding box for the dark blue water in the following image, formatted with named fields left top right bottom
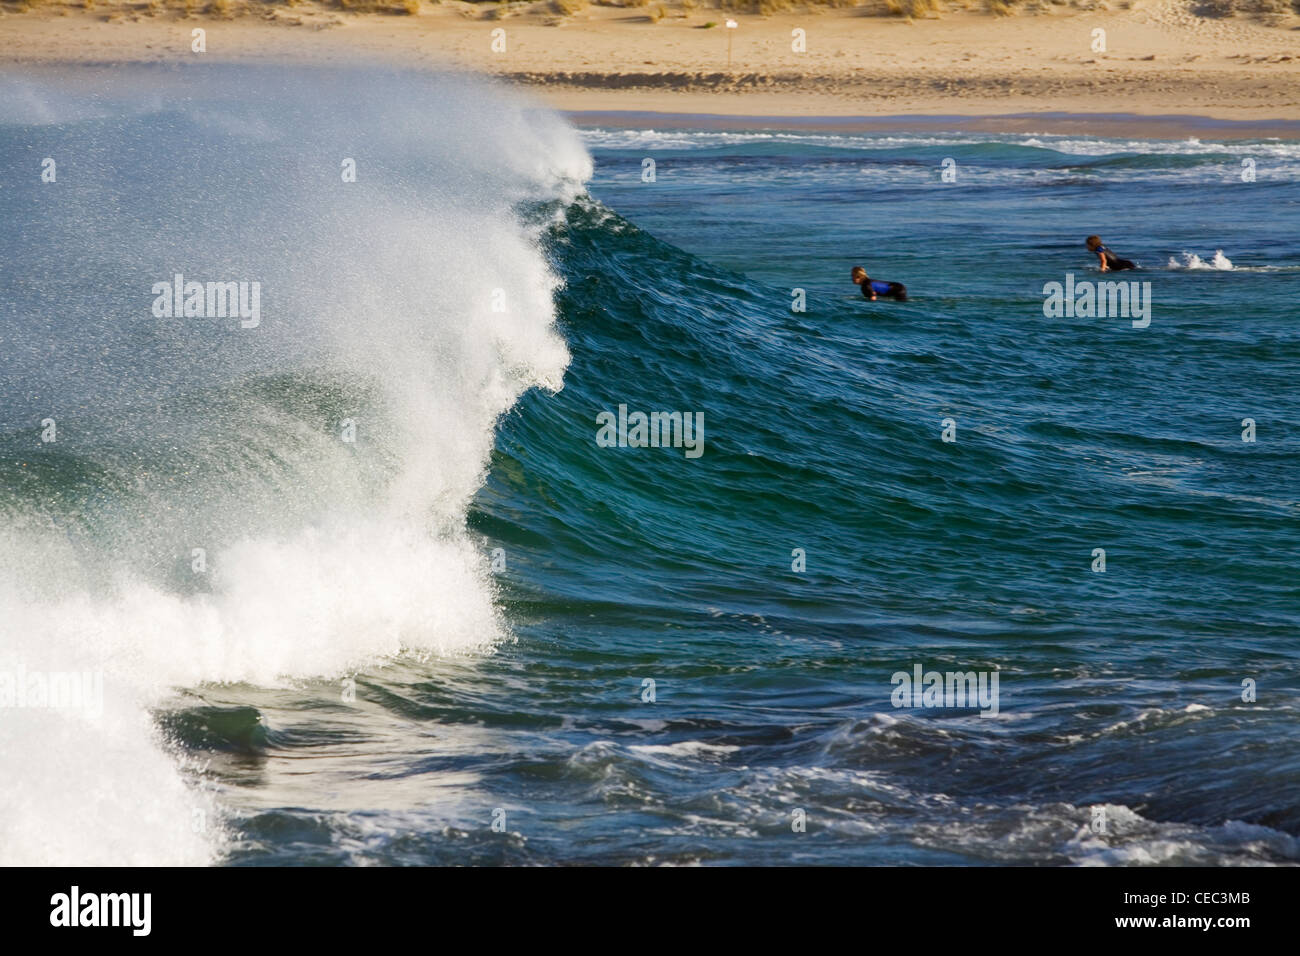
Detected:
left=1, top=68, right=1297, bottom=865
left=473, top=127, right=1300, bottom=865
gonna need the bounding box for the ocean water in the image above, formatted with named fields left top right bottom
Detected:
left=1, top=65, right=1298, bottom=866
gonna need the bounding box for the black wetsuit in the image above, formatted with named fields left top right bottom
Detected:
left=862, top=279, right=908, bottom=301
left=1095, top=245, right=1136, bottom=272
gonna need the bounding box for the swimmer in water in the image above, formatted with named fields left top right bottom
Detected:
left=852, top=266, right=908, bottom=301
left=1085, top=236, right=1136, bottom=272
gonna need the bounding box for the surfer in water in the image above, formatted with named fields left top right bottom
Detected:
left=852, top=266, right=908, bottom=301
left=1085, top=235, right=1136, bottom=272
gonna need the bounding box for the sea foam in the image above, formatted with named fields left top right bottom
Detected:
left=1167, top=250, right=1234, bottom=270
left=0, top=65, right=591, bottom=865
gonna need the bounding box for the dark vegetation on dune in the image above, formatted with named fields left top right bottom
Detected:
left=3, top=0, right=1298, bottom=22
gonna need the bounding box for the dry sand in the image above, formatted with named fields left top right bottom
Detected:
left=2, top=1, right=1299, bottom=136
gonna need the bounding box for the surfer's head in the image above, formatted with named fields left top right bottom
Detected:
left=1085, top=235, right=1102, bottom=250
left=851, top=266, right=868, bottom=284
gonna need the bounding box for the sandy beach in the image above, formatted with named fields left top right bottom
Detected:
left=2, top=1, right=1299, bottom=136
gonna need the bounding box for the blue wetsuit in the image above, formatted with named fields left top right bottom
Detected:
left=1093, top=244, right=1136, bottom=272
left=862, top=279, right=908, bottom=301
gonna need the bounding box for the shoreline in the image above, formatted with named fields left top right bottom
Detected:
left=8, top=57, right=1300, bottom=140
left=560, top=109, right=1300, bottom=140
left=3, top=3, right=1300, bottom=139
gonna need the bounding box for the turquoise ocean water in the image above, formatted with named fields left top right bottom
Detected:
left=1, top=66, right=1297, bottom=865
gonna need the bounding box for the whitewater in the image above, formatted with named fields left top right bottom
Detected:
left=0, top=65, right=590, bottom=865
